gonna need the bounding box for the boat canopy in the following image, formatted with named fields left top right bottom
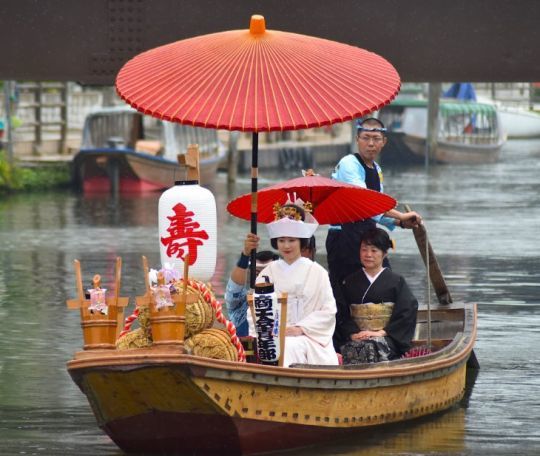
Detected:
left=439, top=101, right=497, bottom=117
left=387, top=97, right=497, bottom=116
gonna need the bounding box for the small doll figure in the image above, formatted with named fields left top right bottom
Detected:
left=88, top=274, right=108, bottom=315
left=152, top=271, right=174, bottom=310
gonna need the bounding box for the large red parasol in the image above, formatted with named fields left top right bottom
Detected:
left=227, top=173, right=397, bottom=225
left=116, top=14, right=400, bottom=284
left=116, top=16, right=400, bottom=131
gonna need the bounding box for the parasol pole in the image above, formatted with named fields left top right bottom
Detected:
left=249, top=132, right=259, bottom=288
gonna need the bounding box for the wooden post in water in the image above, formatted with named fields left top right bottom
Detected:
left=426, top=82, right=441, bottom=168
left=2, top=80, right=14, bottom=166
left=227, top=131, right=239, bottom=183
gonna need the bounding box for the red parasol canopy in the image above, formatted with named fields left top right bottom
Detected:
left=116, top=15, right=400, bottom=132
left=227, top=173, right=397, bottom=225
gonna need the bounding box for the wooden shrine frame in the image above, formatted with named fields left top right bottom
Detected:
left=66, top=257, right=129, bottom=349
left=135, top=255, right=198, bottom=349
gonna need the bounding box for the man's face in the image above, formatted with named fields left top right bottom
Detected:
left=356, top=130, right=387, bottom=163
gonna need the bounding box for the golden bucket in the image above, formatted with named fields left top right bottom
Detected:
left=149, top=293, right=197, bottom=346
left=79, top=298, right=119, bottom=349
left=350, top=302, right=394, bottom=331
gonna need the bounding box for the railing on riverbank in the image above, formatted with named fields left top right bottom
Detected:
left=0, top=82, right=105, bottom=156
left=1, top=82, right=354, bottom=176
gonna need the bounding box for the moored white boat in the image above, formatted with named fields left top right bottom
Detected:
left=378, top=98, right=506, bottom=165
left=497, top=106, right=540, bottom=138
left=72, top=107, right=226, bottom=192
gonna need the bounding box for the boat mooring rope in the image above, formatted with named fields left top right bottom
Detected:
left=187, top=279, right=246, bottom=362
left=119, top=307, right=140, bottom=338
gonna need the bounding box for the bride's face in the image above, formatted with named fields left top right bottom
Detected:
left=277, top=237, right=301, bottom=264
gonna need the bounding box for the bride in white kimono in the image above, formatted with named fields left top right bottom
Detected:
left=254, top=203, right=338, bottom=367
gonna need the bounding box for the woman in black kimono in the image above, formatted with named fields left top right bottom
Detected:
left=333, top=228, right=418, bottom=363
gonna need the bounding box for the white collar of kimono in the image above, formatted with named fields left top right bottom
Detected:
left=277, top=256, right=311, bottom=271
left=363, top=267, right=386, bottom=284
left=266, top=214, right=319, bottom=239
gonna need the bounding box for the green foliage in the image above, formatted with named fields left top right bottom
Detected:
left=0, top=153, right=70, bottom=193
left=0, top=152, right=23, bottom=190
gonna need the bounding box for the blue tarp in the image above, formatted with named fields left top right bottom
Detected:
left=443, top=82, right=477, bottom=101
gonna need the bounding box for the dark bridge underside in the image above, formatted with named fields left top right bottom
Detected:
left=1, top=0, right=539, bottom=84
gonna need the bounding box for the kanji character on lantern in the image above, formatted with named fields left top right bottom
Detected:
left=160, top=203, right=209, bottom=265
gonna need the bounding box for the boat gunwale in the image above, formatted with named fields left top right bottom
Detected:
left=76, top=147, right=223, bottom=165
left=67, top=303, right=476, bottom=381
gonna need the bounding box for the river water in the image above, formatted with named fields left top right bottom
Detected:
left=0, top=140, right=539, bottom=455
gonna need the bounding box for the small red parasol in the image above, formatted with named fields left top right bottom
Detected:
left=227, top=171, right=397, bottom=225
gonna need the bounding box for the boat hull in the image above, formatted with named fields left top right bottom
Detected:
left=403, top=134, right=503, bottom=164
left=382, top=132, right=502, bottom=165
left=71, top=361, right=467, bottom=454
left=72, top=148, right=222, bottom=193
left=68, top=304, right=476, bottom=455
left=498, top=108, right=540, bottom=138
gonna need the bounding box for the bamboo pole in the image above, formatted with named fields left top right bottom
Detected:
left=426, top=82, right=441, bottom=167
left=182, top=253, right=190, bottom=304
left=73, top=259, right=85, bottom=319
left=142, top=255, right=150, bottom=295
left=74, top=259, right=85, bottom=303
left=114, top=257, right=124, bottom=338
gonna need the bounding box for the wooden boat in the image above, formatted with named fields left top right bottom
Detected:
left=67, top=301, right=477, bottom=455
left=72, top=107, right=226, bottom=192
left=377, top=98, right=506, bottom=165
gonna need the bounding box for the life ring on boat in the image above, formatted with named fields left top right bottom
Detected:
left=119, top=280, right=246, bottom=362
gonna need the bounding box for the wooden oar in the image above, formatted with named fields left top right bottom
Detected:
left=404, top=204, right=452, bottom=305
